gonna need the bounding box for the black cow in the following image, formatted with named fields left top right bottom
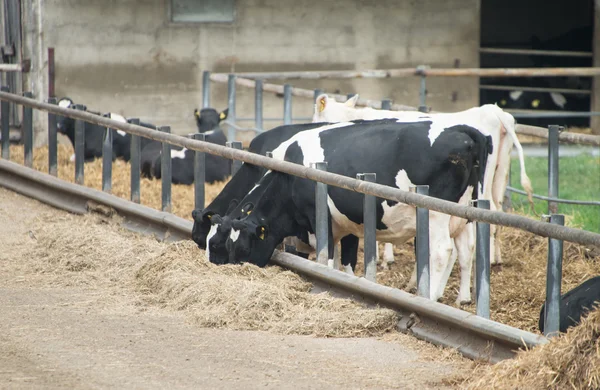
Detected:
left=225, top=119, right=492, bottom=302
left=539, top=276, right=600, bottom=334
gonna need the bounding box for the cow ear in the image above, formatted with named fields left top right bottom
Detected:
left=219, top=108, right=229, bottom=121
left=256, top=225, right=268, bottom=240
left=194, top=109, right=200, bottom=118
left=344, top=94, right=359, bottom=107
left=226, top=199, right=239, bottom=214
left=316, top=94, right=328, bottom=113
left=240, top=202, right=254, bottom=215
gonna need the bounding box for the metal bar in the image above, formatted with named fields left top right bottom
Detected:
left=312, top=161, right=329, bottom=266
left=506, top=186, right=600, bottom=206
left=102, top=126, right=113, bottom=193
left=508, top=110, right=600, bottom=118
left=515, top=124, right=600, bottom=146
left=413, top=185, right=430, bottom=299
left=283, top=84, right=292, bottom=125
left=227, top=141, right=243, bottom=175
left=381, top=99, right=393, bottom=110
left=479, top=84, right=591, bottom=95
left=359, top=173, right=377, bottom=282
left=548, top=125, right=561, bottom=214
left=227, top=74, right=237, bottom=141
left=544, top=214, right=565, bottom=338
left=0, top=64, right=22, bottom=72
left=202, top=70, right=210, bottom=108
left=129, top=118, right=141, bottom=203
left=476, top=200, right=491, bottom=319
left=22, top=92, right=33, bottom=168
left=48, top=48, right=55, bottom=98
left=255, top=79, right=263, bottom=132
left=192, top=133, right=206, bottom=210
left=74, top=104, right=85, bottom=185
left=47, top=97, right=58, bottom=176
left=1, top=91, right=599, bottom=248
left=503, top=160, right=512, bottom=211
left=479, top=47, right=593, bottom=58
left=0, top=86, right=9, bottom=160
left=160, top=125, right=172, bottom=213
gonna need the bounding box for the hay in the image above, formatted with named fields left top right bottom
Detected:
left=135, top=240, right=399, bottom=337
left=459, top=306, right=600, bottom=389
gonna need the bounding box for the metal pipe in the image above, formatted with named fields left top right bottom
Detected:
left=515, top=124, right=600, bottom=146
left=226, top=141, right=243, bottom=175
left=129, top=118, right=141, bottom=203
left=283, top=84, right=292, bottom=125
left=0, top=91, right=598, bottom=247
left=160, top=125, right=172, bottom=213
left=0, top=86, right=9, bottom=160
left=476, top=200, right=491, bottom=319
left=544, top=214, right=565, bottom=338
left=312, top=161, right=329, bottom=266
left=503, top=160, right=512, bottom=211
left=548, top=125, right=561, bottom=214
left=47, top=97, right=58, bottom=176
left=413, top=185, right=430, bottom=299
left=192, top=133, right=206, bottom=210
left=0, top=64, right=22, bottom=72
left=22, top=92, right=33, bottom=168
left=479, top=47, right=593, bottom=58
left=48, top=48, right=55, bottom=98
left=202, top=71, right=210, bottom=108
left=102, top=126, right=113, bottom=193
left=255, top=79, right=263, bottom=132
left=479, top=84, right=591, bottom=95
left=381, top=99, right=393, bottom=110
left=74, top=104, right=85, bottom=185
left=359, top=173, right=377, bottom=282
left=506, top=186, right=600, bottom=206
left=417, top=66, right=428, bottom=113
left=227, top=74, right=237, bottom=141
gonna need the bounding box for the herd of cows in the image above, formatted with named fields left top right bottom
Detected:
left=54, top=95, right=599, bottom=334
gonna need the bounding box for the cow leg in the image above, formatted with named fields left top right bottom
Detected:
left=455, top=222, right=475, bottom=306
left=429, top=212, right=453, bottom=302
left=340, top=234, right=359, bottom=275
left=383, top=243, right=395, bottom=268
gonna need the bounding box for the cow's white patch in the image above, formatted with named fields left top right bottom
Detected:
left=395, top=169, right=414, bottom=192
left=344, top=264, right=354, bottom=275
left=108, top=113, right=127, bottom=123
left=170, top=148, right=187, bottom=159
left=205, top=223, right=219, bottom=260
left=550, top=92, right=567, bottom=108
left=509, top=91, right=523, bottom=101
left=69, top=153, right=76, bottom=162
left=327, top=259, right=334, bottom=269
left=116, top=130, right=126, bottom=137
left=58, top=99, right=72, bottom=108
left=449, top=185, right=473, bottom=237
left=203, top=130, right=216, bottom=135
left=383, top=243, right=395, bottom=264
left=229, top=228, right=240, bottom=242
left=308, top=233, right=317, bottom=249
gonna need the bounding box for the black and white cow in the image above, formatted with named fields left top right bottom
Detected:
left=539, top=276, right=600, bottom=334
left=225, top=119, right=493, bottom=302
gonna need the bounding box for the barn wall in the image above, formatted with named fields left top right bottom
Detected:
left=25, top=0, right=480, bottom=144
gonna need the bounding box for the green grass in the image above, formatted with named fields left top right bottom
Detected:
left=509, top=154, right=600, bottom=233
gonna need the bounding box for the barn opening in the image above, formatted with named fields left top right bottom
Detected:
left=479, top=0, right=594, bottom=129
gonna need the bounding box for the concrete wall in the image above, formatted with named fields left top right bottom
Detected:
left=25, top=0, right=480, bottom=144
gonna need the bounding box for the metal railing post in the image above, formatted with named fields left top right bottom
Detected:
left=160, top=125, right=172, bottom=212
left=102, top=123, right=113, bottom=193
left=22, top=92, right=33, bottom=168
left=544, top=213, right=565, bottom=337
left=358, top=173, right=377, bottom=282
left=227, top=74, right=237, bottom=141
left=503, top=159, right=512, bottom=211
left=381, top=99, right=393, bottom=110
left=255, top=79, right=263, bottom=132
left=283, top=84, right=292, bottom=125
left=475, top=199, right=491, bottom=319
left=548, top=125, right=561, bottom=214
left=226, top=141, right=243, bottom=175
left=192, top=133, right=206, bottom=210
left=417, top=65, right=428, bottom=113
left=47, top=97, right=58, bottom=176
left=129, top=118, right=141, bottom=203
left=312, top=161, right=329, bottom=267
left=412, top=185, right=430, bottom=299
left=1, top=86, right=10, bottom=160
left=202, top=70, right=211, bottom=108
left=73, top=104, right=86, bottom=185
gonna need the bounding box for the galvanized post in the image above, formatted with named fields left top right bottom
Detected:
left=548, top=125, right=561, bottom=214
left=255, top=79, right=263, bottom=132
left=503, top=159, right=512, bottom=211
left=160, top=126, right=172, bottom=212
left=102, top=125, right=113, bottom=193
left=227, top=74, right=237, bottom=141
left=544, top=214, right=565, bottom=338
left=47, top=97, right=58, bottom=176
left=381, top=99, right=392, bottom=110
left=312, top=162, right=329, bottom=267
left=202, top=70, right=211, bottom=108
left=22, top=92, right=33, bottom=168
left=129, top=118, right=141, bottom=203
left=358, top=173, right=377, bottom=282
left=475, top=199, right=491, bottom=319
left=73, top=104, right=86, bottom=185
left=412, top=185, right=430, bottom=299
left=417, top=65, right=428, bottom=113
left=226, top=141, right=243, bottom=175
left=1, top=86, right=9, bottom=160
left=283, top=84, right=293, bottom=125
left=192, top=133, right=206, bottom=210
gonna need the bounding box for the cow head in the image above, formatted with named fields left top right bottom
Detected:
left=191, top=199, right=239, bottom=250
left=226, top=217, right=274, bottom=267
left=311, top=93, right=359, bottom=123
left=56, top=97, right=75, bottom=139
left=194, top=107, right=228, bottom=133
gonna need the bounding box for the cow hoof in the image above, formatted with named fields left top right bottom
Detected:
left=327, top=259, right=334, bottom=270
left=343, top=264, right=354, bottom=275
left=457, top=298, right=472, bottom=306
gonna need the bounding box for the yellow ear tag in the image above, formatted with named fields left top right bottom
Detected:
left=219, top=112, right=226, bottom=120
left=500, top=99, right=507, bottom=106
left=258, top=226, right=265, bottom=240
left=318, top=97, right=326, bottom=113
left=194, top=110, right=200, bottom=118
left=531, top=99, right=540, bottom=108
left=246, top=210, right=252, bottom=215
left=207, top=214, right=212, bottom=219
